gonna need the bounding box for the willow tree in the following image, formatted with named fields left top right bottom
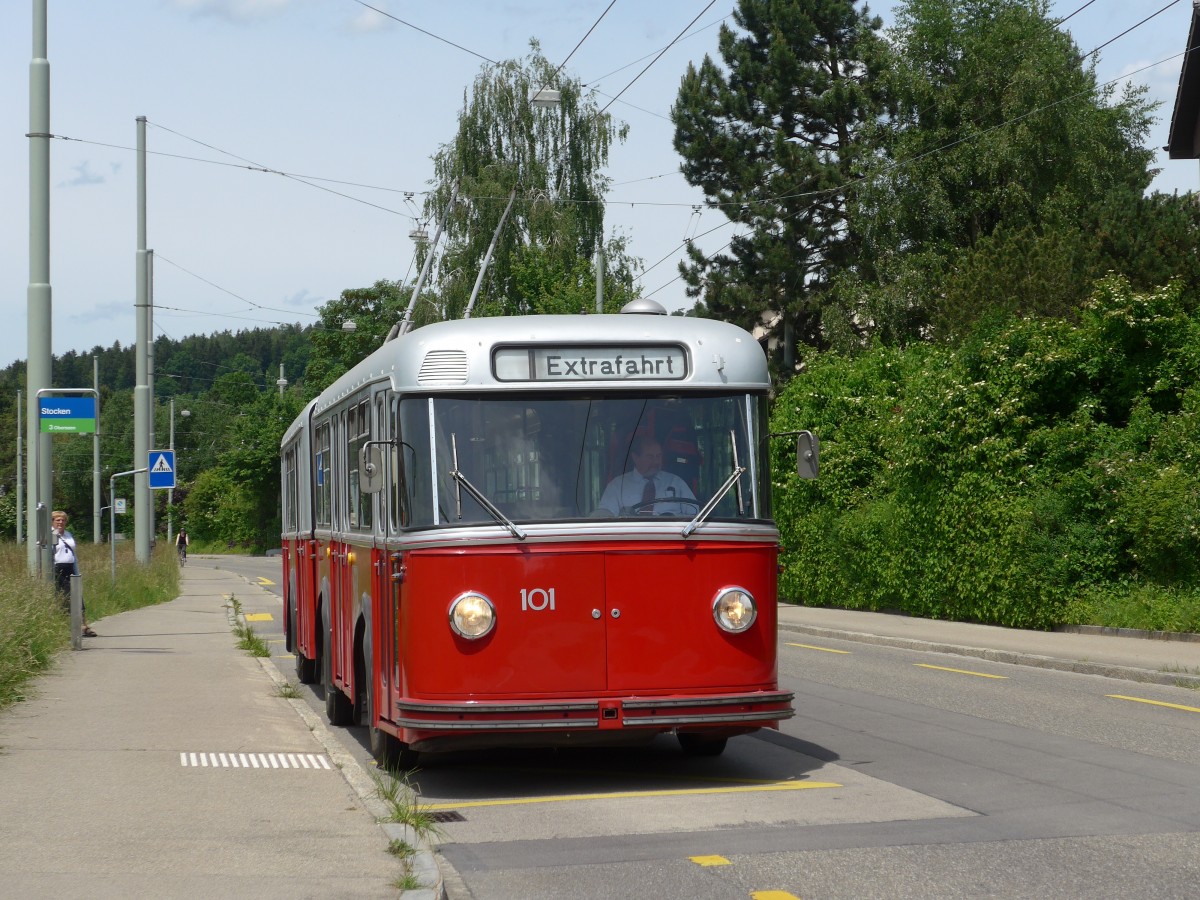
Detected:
left=421, top=42, right=638, bottom=321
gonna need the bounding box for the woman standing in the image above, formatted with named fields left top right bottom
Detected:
left=52, top=510, right=95, bottom=637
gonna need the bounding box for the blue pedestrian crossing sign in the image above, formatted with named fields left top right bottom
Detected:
left=149, top=450, right=176, bottom=489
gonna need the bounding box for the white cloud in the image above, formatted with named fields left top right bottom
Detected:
left=169, top=0, right=298, bottom=23
left=59, top=162, right=104, bottom=188
left=283, top=288, right=322, bottom=308
left=348, top=3, right=393, bottom=34
left=72, top=302, right=131, bottom=324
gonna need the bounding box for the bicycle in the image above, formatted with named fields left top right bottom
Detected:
left=177, top=544, right=187, bottom=566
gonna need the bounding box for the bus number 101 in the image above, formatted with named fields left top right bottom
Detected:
left=521, top=588, right=556, bottom=611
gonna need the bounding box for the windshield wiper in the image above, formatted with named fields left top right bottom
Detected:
left=683, top=430, right=746, bottom=538
left=449, top=433, right=527, bottom=541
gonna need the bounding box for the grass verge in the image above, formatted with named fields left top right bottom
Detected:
left=371, top=766, right=443, bottom=840
left=227, top=595, right=271, bottom=657
left=0, top=540, right=180, bottom=710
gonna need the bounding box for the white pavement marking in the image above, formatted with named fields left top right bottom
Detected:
left=180, top=752, right=332, bottom=769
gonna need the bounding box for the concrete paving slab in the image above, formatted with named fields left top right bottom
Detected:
left=0, top=567, right=405, bottom=899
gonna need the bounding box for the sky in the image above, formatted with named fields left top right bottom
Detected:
left=1, top=0, right=1196, bottom=374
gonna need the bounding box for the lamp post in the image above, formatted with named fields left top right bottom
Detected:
left=167, top=401, right=189, bottom=544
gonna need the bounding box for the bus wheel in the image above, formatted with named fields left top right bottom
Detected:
left=295, top=648, right=318, bottom=685
left=292, top=605, right=318, bottom=684
left=370, top=725, right=418, bottom=770
left=678, top=733, right=728, bottom=757
left=367, top=679, right=418, bottom=770
left=323, top=649, right=354, bottom=726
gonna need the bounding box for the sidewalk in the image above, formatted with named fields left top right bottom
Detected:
left=778, top=604, right=1200, bottom=688
left=0, top=564, right=412, bottom=899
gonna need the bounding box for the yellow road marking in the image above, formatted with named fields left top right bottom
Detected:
left=915, top=663, right=1007, bottom=679
left=689, top=855, right=730, bottom=867
left=245, top=613, right=274, bottom=622
left=787, top=642, right=850, bottom=654
left=1108, top=695, right=1200, bottom=714
left=751, top=892, right=801, bottom=900
left=461, top=764, right=811, bottom=787
left=257, top=577, right=275, bottom=585
left=425, top=779, right=840, bottom=811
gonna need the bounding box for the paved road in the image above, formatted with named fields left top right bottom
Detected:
left=239, top=554, right=1200, bottom=899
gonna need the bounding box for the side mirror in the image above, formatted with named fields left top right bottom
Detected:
left=796, top=431, right=819, bottom=480
left=360, top=445, right=385, bottom=494
left=36, top=502, right=53, bottom=547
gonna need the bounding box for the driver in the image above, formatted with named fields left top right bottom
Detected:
left=597, top=435, right=695, bottom=516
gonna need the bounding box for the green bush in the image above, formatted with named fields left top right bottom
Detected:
left=774, top=276, right=1200, bottom=630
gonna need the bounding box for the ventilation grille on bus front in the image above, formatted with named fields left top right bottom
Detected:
left=418, top=349, right=469, bottom=384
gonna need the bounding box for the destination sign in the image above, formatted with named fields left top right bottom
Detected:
left=39, top=396, right=96, bottom=433
left=494, top=345, right=688, bottom=382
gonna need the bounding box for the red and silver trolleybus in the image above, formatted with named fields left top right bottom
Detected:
left=280, top=300, right=812, bottom=767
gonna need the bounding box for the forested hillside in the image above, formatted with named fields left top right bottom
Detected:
left=0, top=324, right=314, bottom=548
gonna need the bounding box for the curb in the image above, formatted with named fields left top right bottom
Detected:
left=254, top=656, right=446, bottom=899
left=778, top=622, right=1200, bottom=689
left=1055, top=624, right=1200, bottom=643
left=223, top=588, right=445, bottom=900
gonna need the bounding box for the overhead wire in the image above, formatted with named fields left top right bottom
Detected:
left=44, top=3, right=1193, bottom=321
left=146, top=120, right=419, bottom=220
left=1080, top=0, right=1182, bottom=60
left=346, top=1, right=498, bottom=64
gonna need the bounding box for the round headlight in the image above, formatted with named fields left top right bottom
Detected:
left=449, top=592, right=496, bottom=639
left=713, top=587, right=757, bottom=633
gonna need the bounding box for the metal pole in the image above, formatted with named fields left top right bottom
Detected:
left=16, top=390, right=23, bottom=543
left=69, top=574, right=82, bottom=650
left=27, top=0, right=53, bottom=576
left=167, top=397, right=174, bottom=546
left=464, top=189, right=517, bottom=319
left=93, top=355, right=101, bottom=542
left=134, top=116, right=150, bottom=563
left=147, top=249, right=156, bottom=545
left=392, top=180, right=459, bottom=339
left=110, top=467, right=146, bottom=581
left=594, top=247, right=604, bottom=313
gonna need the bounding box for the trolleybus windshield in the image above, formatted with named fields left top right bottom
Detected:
left=394, top=393, right=771, bottom=527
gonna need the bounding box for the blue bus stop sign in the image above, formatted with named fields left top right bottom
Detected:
left=149, top=450, right=176, bottom=489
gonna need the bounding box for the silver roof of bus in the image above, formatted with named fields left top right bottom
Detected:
left=313, top=314, right=768, bottom=414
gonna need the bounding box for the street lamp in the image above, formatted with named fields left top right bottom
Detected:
left=168, top=402, right=189, bottom=543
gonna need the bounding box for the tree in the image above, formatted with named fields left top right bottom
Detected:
left=836, top=0, right=1158, bottom=343
left=671, top=0, right=888, bottom=368
left=305, top=280, right=409, bottom=394
left=422, top=42, right=637, bottom=321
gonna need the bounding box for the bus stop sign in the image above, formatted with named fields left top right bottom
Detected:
left=149, top=450, right=176, bottom=489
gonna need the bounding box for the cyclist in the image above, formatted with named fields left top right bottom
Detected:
left=175, top=527, right=190, bottom=565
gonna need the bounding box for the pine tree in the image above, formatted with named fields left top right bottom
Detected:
left=671, top=0, right=887, bottom=368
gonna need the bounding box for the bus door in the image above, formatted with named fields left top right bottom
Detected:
left=602, top=544, right=777, bottom=692
left=297, top=537, right=317, bottom=647
left=373, top=546, right=398, bottom=723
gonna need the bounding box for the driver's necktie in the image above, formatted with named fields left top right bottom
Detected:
left=641, top=476, right=656, bottom=511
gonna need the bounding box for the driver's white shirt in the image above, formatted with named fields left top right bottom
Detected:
left=597, top=470, right=695, bottom=515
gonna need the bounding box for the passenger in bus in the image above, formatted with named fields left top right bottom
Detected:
left=596, top=435, right=696, bottom=516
